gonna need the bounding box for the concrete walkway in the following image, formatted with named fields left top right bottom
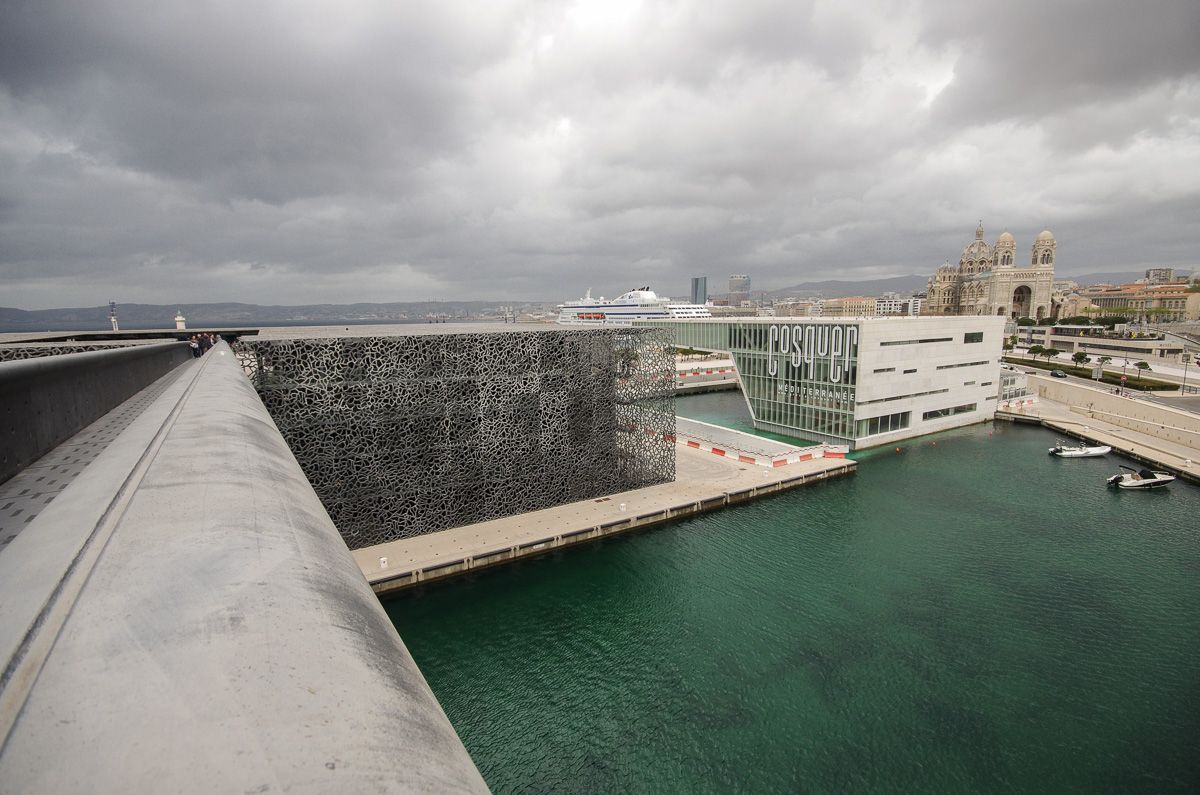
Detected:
left=998, top=397, right=1200, bottom=484
left=0, top=344, right=486, bottom=793
left=355, top=442, right=855, bottom=594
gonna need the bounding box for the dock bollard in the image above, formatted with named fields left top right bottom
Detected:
left=379, top=557, right=388, bottom=569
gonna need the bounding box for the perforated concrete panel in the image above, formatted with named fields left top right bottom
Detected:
left=237, top=328, right=675, bottom=549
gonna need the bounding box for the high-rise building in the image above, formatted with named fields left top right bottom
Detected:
left=691, top=277, right=708, bottom=306
left=729, top=274, right=751, bottom=294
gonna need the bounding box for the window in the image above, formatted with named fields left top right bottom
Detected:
left=964, top=332, right=984, bottom=343
left=873, top=367, right=895, bottom=373
left=963, top=380, right=976, bottom=386
left=903, top=368, right=917, bottom=374
left=922, top=403, right=977, bottom=421
left=879, top=337, right=954, bottom=347
left=856, top=388, right=948, bottom=406
left=936, top=360, right=990, bottom=370
left=855, top=411, right=911, bottom=437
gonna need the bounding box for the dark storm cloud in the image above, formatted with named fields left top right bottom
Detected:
left=1, top=0, right=1198, bottom=310
left=925, top=0, right=1200, bottom=125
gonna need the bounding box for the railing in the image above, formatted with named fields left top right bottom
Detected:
left=0, top=341, right=190, bottom=483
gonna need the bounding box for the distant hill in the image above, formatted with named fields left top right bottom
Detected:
left=0, top=300, right=552, bottom=333
left=766, top=275, right=931, bottom=298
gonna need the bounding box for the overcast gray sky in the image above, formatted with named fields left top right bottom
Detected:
left=2, top=0, right=1199, bottom=309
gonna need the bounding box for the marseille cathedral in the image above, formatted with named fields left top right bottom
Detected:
left=925, top=224, right=1056, bottom=319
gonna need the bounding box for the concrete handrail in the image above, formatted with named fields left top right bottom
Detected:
left=0, top=340, right=191, bottom=483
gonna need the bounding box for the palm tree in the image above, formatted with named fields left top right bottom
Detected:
left=1072, top=351, right=1090, bottom=367
left=1134, top=361, right=1151, bottom=380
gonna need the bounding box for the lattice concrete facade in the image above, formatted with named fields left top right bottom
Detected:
left=237, top=328, right=675, bottom=549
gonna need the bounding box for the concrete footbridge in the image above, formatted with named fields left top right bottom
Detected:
left=0, top=342, right=486, bottom=792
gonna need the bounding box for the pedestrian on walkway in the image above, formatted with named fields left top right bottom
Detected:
left=188, top=336, right=201, bottom=358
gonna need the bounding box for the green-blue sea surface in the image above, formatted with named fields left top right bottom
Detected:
left=386, top=394, right=1200, bottom=792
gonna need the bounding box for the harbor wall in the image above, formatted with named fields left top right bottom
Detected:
left=1031, top=374, right=1200, bottom=447
left=238, top=329, right=675, bottom=549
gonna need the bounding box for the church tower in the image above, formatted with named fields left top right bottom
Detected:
left=1031, top=230, right=1056, bottom=267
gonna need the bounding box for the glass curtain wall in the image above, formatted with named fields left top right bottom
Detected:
left=640, top=320, right=860, bottom=444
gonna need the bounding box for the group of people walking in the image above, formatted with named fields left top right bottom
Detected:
left=188, top=333, right=221, bottom=358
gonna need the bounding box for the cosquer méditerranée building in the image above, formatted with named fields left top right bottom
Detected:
left=636, top=316, right=1007, bottom=450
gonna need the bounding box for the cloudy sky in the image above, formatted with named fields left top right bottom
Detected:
left=2, top=0, right=1199, bottom=309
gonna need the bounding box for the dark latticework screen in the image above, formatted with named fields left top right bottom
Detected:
left=237, top=328, right=674, bottom=549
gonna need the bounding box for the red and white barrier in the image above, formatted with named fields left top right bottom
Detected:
left=679, top=437, right=848, bottom=467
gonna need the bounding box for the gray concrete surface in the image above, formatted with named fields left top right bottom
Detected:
left=0, top=341, right=191, bottom=483
left=356, top=441, right=856, bottom=593
left=0, top=344, right=486, bottom=793
left=0, top=363, right=191, bottom=551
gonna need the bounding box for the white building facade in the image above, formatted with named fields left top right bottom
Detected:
left=638, top=316, right=1007, bottom=449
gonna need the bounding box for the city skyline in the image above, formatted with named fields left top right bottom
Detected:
left=2, top=0, right=1199, bottom=310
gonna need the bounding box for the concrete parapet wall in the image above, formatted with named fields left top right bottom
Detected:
left=0, top=341, right=190, bottom=484
left=1068, top=405, right=1200, bottom=449
left=0, top=344, right=486, bottom=792
left=1032, top=374, right=1200, bottom=440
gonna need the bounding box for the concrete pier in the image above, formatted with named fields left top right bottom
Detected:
left=996, top=374, right=1200, bottom=485
left=355, top=441, right=856, bottom=595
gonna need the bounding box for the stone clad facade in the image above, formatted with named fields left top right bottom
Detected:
left=926, top=224, right=1056, bottom=320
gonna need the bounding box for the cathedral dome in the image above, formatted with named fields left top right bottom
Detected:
left=960, top=232, right=993, bottom=265
left=996, top=231, right=1015, bottom=245
left=1036, top=229, right=1055, bottom=242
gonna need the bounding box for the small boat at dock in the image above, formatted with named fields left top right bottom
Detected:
left=1048, top=441, right=1111, bottom=457
left=1106, top=465, right=1176, bottom=489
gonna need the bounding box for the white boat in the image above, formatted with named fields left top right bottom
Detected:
left=556, top=287, right=711, bottom=325
left=1048, top=440, right=1111, bottom=457
left=1106, top=465, right=1176, bottom=489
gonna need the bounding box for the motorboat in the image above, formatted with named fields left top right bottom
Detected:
left=1106, top=465, right=1176, bottom=489
left=1048, top=440, right=1111, bottom=457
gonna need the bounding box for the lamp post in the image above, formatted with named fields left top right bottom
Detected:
left=1186, top=353, right=1200, bottom=395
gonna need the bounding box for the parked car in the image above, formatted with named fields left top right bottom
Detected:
left=1050, top=369, right=1067, bottom=378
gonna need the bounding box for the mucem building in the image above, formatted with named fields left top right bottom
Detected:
left=236, top=326, right=675, bottom=549
left=639, top=316, right=1006, bottom=450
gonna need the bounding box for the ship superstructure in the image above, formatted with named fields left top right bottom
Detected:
left=557, top=287, right=711, bottom=325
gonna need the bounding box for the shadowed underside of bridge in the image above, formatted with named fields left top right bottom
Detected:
left=0, top=344, right=485, bottom=793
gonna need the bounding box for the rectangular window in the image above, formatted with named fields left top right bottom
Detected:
left=855, top=388, right=948, bottom=406
left=935, top=360, right=990, bottom=370
left=873, top=367, right=895, bottom=373
left=904, top=368, right=917, bottom=374
left=856, top=410, right=911, bottom=437
left=922, top=402, right=978, bottom=421
left=964, top=332, right=984, bottom=343
left=880, top=337, right=954, bottom=347
left=980, top=381, right=993, bottom=387
left=963, top=380, right=975, bottom=386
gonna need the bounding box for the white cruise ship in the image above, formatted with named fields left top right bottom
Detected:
left=556, top=287, right=711, bottom=325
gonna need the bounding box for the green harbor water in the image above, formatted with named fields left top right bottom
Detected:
left=386, top=393, right=1200, bottom=792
